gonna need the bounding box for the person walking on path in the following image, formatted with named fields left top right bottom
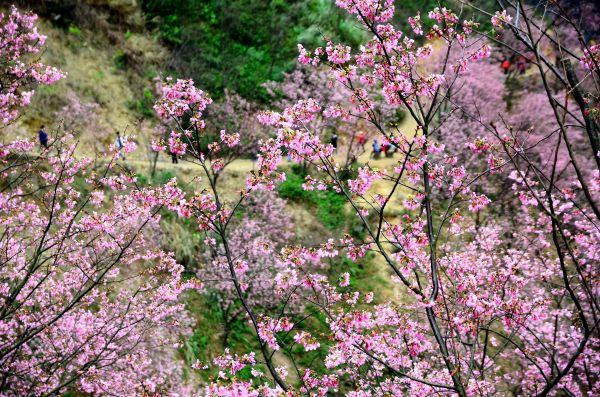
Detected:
left=115, top=131, right=125, bottom=160
left=331, top=133, right=338, bottom=153
left=357, top=131, right=366, bottom=149
left=171, top=151, right=178, bottom=164
left=38, top=125, right=48, bottom=150
left=501, top=59, right=511, bottom=74
left=372, top=139, right=381, bottom=159
left=381, top=141, right=389, bottom=156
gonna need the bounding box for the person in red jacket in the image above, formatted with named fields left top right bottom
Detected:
left=501, top=59, right=511, bottom=74
left=381, top=142, right=389, bottom=155
left=357, top=131, right=366, bottom=148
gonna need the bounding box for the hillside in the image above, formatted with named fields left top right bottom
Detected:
left=1, top=1, right=599, bottom=396
left=2, top=1, right=163, bottom=150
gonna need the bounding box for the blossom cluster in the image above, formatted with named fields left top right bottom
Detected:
left=0, top=5, right=65, bottom=123
left=0, top=136, right=200, bottom=395
left=580, top=44, right=599, bottom=71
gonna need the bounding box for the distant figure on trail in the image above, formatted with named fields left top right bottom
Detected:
left=38, top=125, right=48, bottom=149
left=381, top=141, right=389, bottom=156
left=501, top=59, right=510, bottom=74
left=385, top=143, right=396, bottom=158
left=115, top=131, right=125, bottom=160
left=331, top=133, right=338, bottom=153
left=372, top=139, right=381, bottom=159
left=171, top=151, right=178, bottom=164
left=357, top=131, right=366, bottom=149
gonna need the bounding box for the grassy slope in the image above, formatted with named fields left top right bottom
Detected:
left=4, top=8, right=163, bottom=151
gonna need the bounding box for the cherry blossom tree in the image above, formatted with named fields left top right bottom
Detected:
left=171, top=2, right=599, bottom=396
left=204, top=89, right=268, bottom=162
left=2, top=1, right=599, bottom=396
left=264, top=65, right=379, bottom=169
left=54, top=90, right=113, bottom=154
left=0, top=5, right=64, bottom=124
left=153, top=76, right=291, bottom=388
left=0, top=8, right=203, bottom=395
left=197, top=190, right=297, bottom=345
left=152, top=79, right=269, bottom=184
left=0, top=134, right=201, bottom=395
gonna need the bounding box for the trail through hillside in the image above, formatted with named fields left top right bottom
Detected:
left=122, top=112, right=419, bottom=191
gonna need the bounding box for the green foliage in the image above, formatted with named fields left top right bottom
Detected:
left=182, top=292, right=261, bottom=381
left=141, top=0, right=482, bottom=102
left=225, top=315, right=256, bottom=350
left=315, top=191, right=347, bottom=231
left=155, top=169, right=176, bottom=184
left=277, top=171, right=347, bottom=231
left=68, top=24, right=81, bottom=36
left=157, top=14, right=185, bottom=45
left=184, top=327, right=211, bottom=364
left=141, top=0, right=366, bottom=101
left=182, top=293, right=223, bottom=367
left=37, top=85, right=58, bottom=95
left=113, top=49, right=127, bottom=70
left=92, top=70, right=105, bottom=81
left=277, top=171, right=307, bottom=200
left=136, top=173, right=149, bottom=186
left=127, top=87, right=156, bottom=119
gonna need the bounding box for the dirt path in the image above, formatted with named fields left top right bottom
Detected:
left=121, top=110, right=418, bottom=185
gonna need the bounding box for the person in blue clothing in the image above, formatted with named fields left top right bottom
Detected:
left=371, top=139, right=381, bottom=158
left=38, top=125, right=48, bottom=149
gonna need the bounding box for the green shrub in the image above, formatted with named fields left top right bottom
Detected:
left=155, top=169, right=176, bottom=184
left=277, top=172, right=307, bottom=201
left=68, top=24, right=81, bottom=36
left=136, top=173, right=149, bottom=186
left=184, top=327, right=210, bottom=364
left=182, top=293, right=223, bottom=365
left=92, top=71, right=105, bottom=81
left=278, top=172, right=347, bottom=231
left=128, top=87, right=156, bottom=119
left=290, top=163, right=306, bottom=177
left=315, top=191, right=346, bottom=231
left=37, top=85, right=57, bottom=95
left=113, top=49, right=127, bottom=70
left=141, top=0, right=367, bottom=101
